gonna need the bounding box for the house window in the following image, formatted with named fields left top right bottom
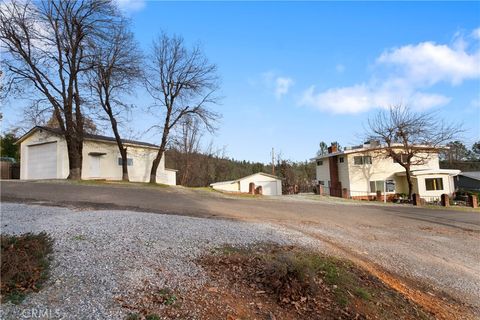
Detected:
left=318, top=181, right=324, bottom=185
left=370, top=180, right=385, bottom=193
left=370, top=180, right=395, bottom=193
left=339, top=157, right=344, bottom=163
left=317, top=160, right=323, bottom=166
left=118, top=158, right=133, bottom=166
left=393, top=154, right=409, bottom=163
left=385, top=180, right=395, bottom=192
left=354, top=156, right=372, bottom=165
left=425, top=178, right=443, bottom=191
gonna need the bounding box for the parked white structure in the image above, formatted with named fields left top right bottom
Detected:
left=314, top=142, right=459, bottom=200
left=210, top=172, right=283, bottom=196
left=17, top=126, right=176, bottom=185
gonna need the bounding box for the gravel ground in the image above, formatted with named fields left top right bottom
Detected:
left=0, top=202, right=328, bottom=320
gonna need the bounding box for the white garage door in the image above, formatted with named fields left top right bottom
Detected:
left=27, top=142, right=57, bottom=179
left=257, top=181, right=278, bottom=196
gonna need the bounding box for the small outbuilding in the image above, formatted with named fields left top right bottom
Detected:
left=455, top=172, right=480, bottom=191
left=210, top=172, right=283, bottom=196
left=17, top=126, right=176, bottom=185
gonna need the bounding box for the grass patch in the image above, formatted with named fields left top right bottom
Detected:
left=1, top=232, right=53, bottom=304
left=72, top=234, right=87, bottom=241
left=157, top=288, right=177, bottom=306
left=66, top=179, right=170, bottom=189
left=125, top=313, right=140, bottom=320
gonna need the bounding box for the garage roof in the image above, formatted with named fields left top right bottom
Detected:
left=210, top=172, right=282, bottom=187
left=17, top=126, right=160, bottom=149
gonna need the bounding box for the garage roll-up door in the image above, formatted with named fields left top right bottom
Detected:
left=257, top=181, right=277, bottom=196
left=27, top=142, right=57, bottom=179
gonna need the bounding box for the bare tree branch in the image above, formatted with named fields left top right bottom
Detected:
left=367, top=104, right=463, bottom=198
left=145, top=32, right=221, bottom=183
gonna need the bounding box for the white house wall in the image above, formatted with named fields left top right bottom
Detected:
left=315, top=160, right=330, bottom=186
left=415, top=174, right=455, bottom=198
left=346, top=150, right=439, bottom=195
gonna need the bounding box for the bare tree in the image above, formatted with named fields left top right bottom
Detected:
left=172, top=115, right=203, bottom=185
left=145, top=33, right=220, bottom=183
left=367, top=105, right=462, bottom=199
left=0, top=0, right=118, bottom=179
left=87, top=21, right=142, bottom=181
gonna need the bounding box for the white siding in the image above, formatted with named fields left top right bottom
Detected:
left=212, top=181, right=240, bottom=192
left=20, top=129, right=176, bottom=185
left=238, top=173, right=282, bottom=195
left=415, top=174, right=455, bottom=198
left=315, top=159, right=330, bottom=187
left=346, top=150, right=440, bottom=195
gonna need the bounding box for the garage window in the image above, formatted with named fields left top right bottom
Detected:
left=317, top=160, right=323, bottom=166
left=118, top=158, right=133, bottom=166
left=425, top=178, right=443, bottom=191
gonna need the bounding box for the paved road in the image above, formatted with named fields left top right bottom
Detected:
left=2, top=180, right=480, bottom=316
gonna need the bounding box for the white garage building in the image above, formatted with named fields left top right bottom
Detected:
left=210, top=172, right=283, bottom=196
left=17, top=126, right=176, bottom=185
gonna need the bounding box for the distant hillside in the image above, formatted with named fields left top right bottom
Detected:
left=440, top=161, right=480, bottom=172
left=165, top=149, right=316, bottom=192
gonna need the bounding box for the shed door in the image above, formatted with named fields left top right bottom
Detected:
left=27, top=142, right=57, bottom=179
left=258, top=181, right=277, bottom=195
left=89, top=156, right=101, bottom=178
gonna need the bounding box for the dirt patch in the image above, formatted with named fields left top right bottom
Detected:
left=288, top=225, right=479, bottom=320
left=0, top=232, right=53, bottom=304
left=119, top=244, right=433, bottom=319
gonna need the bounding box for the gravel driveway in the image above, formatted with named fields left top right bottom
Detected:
left=2, top=181, right=479, bottom=319
left=0, top=202, right=325, bottom=320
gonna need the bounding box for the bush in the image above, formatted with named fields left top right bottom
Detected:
left=1, top=232, right=53, bottom=304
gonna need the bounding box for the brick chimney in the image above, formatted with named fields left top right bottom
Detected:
left=327, top=143, right=338, bottom=154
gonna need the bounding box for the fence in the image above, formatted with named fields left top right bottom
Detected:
left=420, top=196, right=442, bottom=206
left=0, top=162, right=20, bottom=179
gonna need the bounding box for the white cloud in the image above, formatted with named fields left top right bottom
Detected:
left=260, top=71, right=294, bottom=100
left=377, top=41, right=480, bottom=86
left=275, top=77, right=294, bottom=99
left=472, top=28, right=480, bottom=39
left=299, top=83, right=450, bottom=114
left=114, top=0, right=146, bottom=12
left=471, top=97, right=480, bottom=108
left=336, top=64, right=345, bottom=73
left=299, top=29, right=480, bottom=114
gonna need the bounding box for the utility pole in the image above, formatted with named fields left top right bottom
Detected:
left=271, top=147, right=275, bottom=175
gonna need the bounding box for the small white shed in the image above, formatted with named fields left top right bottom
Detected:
left=210, top=172, right=283, bottom=196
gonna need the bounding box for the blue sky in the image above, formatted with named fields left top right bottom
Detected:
left=3, top=1, right=480, bottom=163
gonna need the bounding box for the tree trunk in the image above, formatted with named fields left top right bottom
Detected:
left=150, top=112, right=171, bottom=184
left=149, top=147, right=164, bottom=183
left=120, top=147, right=129, bottom=181
left=65, top=131, right=83, bottom=180
left=405, top=167, right=414, bottom=200
left=107, top=113, right=129, bottom=181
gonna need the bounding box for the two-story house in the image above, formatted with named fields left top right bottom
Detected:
left=315, top=141, right=459, bottom=200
